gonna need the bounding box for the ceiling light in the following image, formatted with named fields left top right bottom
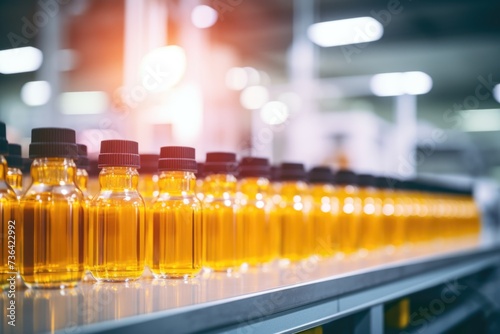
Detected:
left=370, top=71, right=432, bottom=96
left=21, top=81, right=51, bottom=106
left=59, top=91, right=108, bottom=115
left=308, top=17, right=383, bottom=47
left=0, top=46, right=43, bottom=74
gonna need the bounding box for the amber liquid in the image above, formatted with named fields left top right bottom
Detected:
left=274, top=181, right=311, bottom=262
left=1, top=156, right=18, bottom=289
left=309, top=184, right=340, bottom=257
left=358, top=187, right=383, bottom=252
left=76, top=168, right=92, bottom=273
left=149, top=171, right=202, bottom=278
left=237, top=177, right=273, bottom=266
left=202, top=174, right=238, bottom=271
left=6, top=167, right=23, bottom=198
left=139, top=173, right=159, bottom=203
left=337, top=185, right=362, bottom=255
left=89, top=167, right=145, bottom=281
left=382, top=190, right=406, bottom=250
left=19, top=158, right=84, bottom=288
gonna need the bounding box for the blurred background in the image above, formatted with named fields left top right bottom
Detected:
left=1, top=0, right=500, bottom=182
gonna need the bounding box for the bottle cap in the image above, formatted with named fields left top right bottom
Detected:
left=239, top=157, right=270, bottom=178
left=278, top=162, right=306, bottom=181
left=98, top=140, right=140, bottom=168
left=204, top=152, right=238, bottom=175
left=140, top=154, right=159, bottom=173
left=6, top=144, right=23, bottom=169
left=0, top=122, right=8, bottom=154
left=22, top=158, right=32, bottom=175
left=308, top=166, right=334, bottom=184
left=29, top=127, right=78, bottom=159
left=374, top=175, right=400, bottom=190
left=196, top=162, right=205, bottom=179
left=76, top=144, right=90, bottom=170
left=358, top=174, right=375, bottom=187
left=270, top=166, right=280, bottom=182
left=333, top=169, right=358, bottom=186
left=158, top=146, right=197, bottom=172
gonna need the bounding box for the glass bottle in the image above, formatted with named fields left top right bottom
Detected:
left=202, top=152, right=239, bottom=272
left=148, top=146, right=202, bottom=278
left=0, top=123, right=18, bottom=290
left=6, top=143, right=24, bottom=198
left=358, top=174, right=383, bottom=253
left=139, top=154, right=160, bottom=203
left=236, top=157, right=274, bottom=266
left=273, top=163, right=311, bottom=262
left=307, top=166, right=340, bottom=258
left=333, top=170, right=362, bottom=256
left=89, top=140, right=145, bottom=281
left=19, top=127, right=84, bottom=288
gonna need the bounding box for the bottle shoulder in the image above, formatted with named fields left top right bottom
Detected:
left=0, top=181, right=18, bottom=201
left=91, top=190, right=145, bottom=207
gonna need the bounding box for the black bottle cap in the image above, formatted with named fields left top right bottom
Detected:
left=98, top=140, right=140, bottom=168
left=270, top=166, right=280, bottom=182
left=22, top=158, right=32, bottom=175
left=308, top=166, right=334, bottom=184
left=278, top=162, right=306, bottom=181
left=158, top=146, right=197, bottom=172
left=76, top=144, right=90, bottom=170
left=196, top=162, right=205, bottom=179
left=204, top=152, right=238, bottom=175
left=333, top=169, right=358, bottom=186
left=375, top=176, right=400, bottom=190
left=358, top=174, right=376, bottom=187
left=6, top=144, right=23, bottom=169
left=239, top=157, right=270, bottom=178
left=29, top=127, right=78, bottom=159
left=140, top=154, right=159, bottom=173
left=0, top=122, right=8, bottom=154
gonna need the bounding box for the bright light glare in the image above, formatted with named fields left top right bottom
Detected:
left=308, top=17, right=383, bottom=47
left=59, top=91, right=108, bottom=115
left=21, top=81, right=51, bottom=106
left=191, top=5, right=218, bottom=29
left=461, top=109, right=500, bottom=132
left=494, top=84, right=500, bottom=103
left=260, top=101, right=289, bottom=125
left=370, top=71, right=432, bottom=96
left=0, top=46, right=43, bottom=74
left=139, top=45, right=186, bottom=92
left=240, top=86, right=269, bottom=110
left=225, top=67, right=248, bottom=90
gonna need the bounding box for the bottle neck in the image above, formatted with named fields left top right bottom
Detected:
left=238, top=177, right=269, bottom=197
left=76, top=168, right=89, bottom=192
left=0, top=155, right=7, bottom=181
left=99, top=166, right=139, bottom=191
left=203, top=173, right=237, bottom=198
left=31, top=157, right=77, bottom=185
left=158, top=170, right=196, bottom=196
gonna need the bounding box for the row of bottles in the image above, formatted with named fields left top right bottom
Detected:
left=0, top=124, right=481, bottom=290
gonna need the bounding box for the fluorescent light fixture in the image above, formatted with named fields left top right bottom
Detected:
left=260, top=101, right=289, bottom=125
left=494, top=84, right=500, bottom=103
left=0, top=46, right=43, bottom=74
left=191, top=5, right=218, bottom=29
left=21, top=81, right=51, bottom=106
left=370, top=71, right=432, bottom=96
left=59, top=91, right=108, bottom=115
left=308, top=17, right=383, bottom=47
left=462, top=109, right=500, bottom=132
left=240, top=85, right=269, bottom=110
